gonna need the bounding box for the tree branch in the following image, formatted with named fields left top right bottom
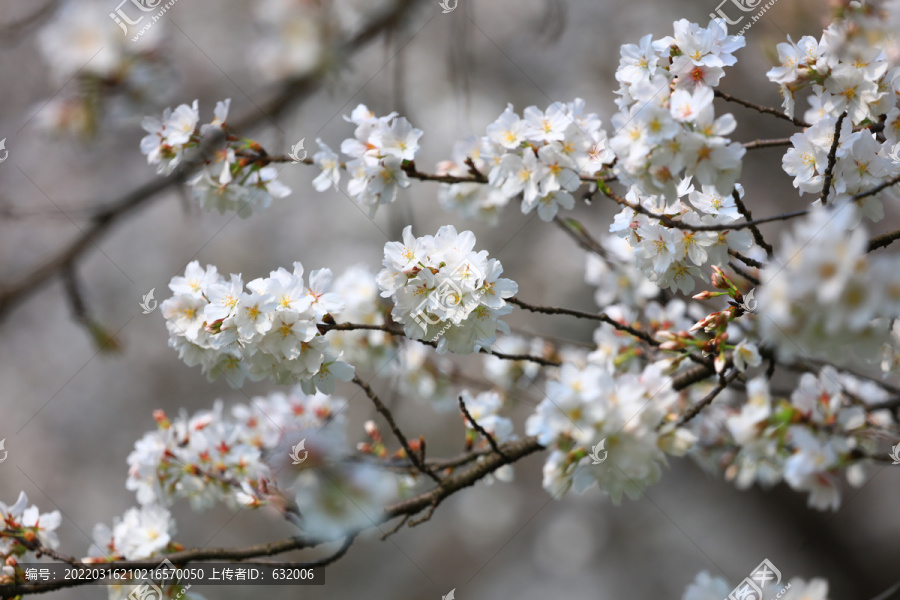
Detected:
left=458, top=395, right=509, bottom=460
left=713, top=89, right=811, bottom=128
left=508, top=297, right=659, bottom=346
left=0, top=0, right=418, bottom=323
left=820, top=111, right=847, bottom=205
left=732, top=189, right=774, bottom=258
left=0, top=436, right=544, bottom=597
left=351, top=375, right=442, bottom=484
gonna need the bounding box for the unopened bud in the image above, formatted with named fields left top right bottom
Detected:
left=693, top=290, right=713, bottom=300
left=153, top=409, right=170, bottom=429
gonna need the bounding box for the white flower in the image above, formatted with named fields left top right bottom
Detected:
left=372, top=117, right=423, bottom=161
left=111, top=505, right=175, bottom=560
left=312, top=139, right=341, bottom=191
left=733, top=340, right=761, bottom=372
left=486, top=104, right=527, bottom=149
left=784, top=428, right=841, bottom=511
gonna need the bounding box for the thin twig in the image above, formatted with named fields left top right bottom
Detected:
left=867, top=228, right=900, bottom=253
left=713, top=89, right=811, bottom=128
left=728, top=261, right=761, bottom=286
left=553, top=216, right=608, bottom=259
left=352, top=375, right=442, bottom=484
left=458, top=395, right=509, bottom=460
left=599, top=185, right=807, bottom=231
left=728, top=249, right=765, bottom=269
left=732, top=189, right=774, bottom=258
left=742, top=137, right=793, bottom=150
left=820, top=111, right=847, bottom=205
left=508, top=297, right=659, bottom=346
left=855, top=173, right=900, bottom=202
left=671, top=369, right=739, bottom=427
left=321, top=321, right=561, bottom=367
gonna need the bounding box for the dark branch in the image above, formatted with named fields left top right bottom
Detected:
left=820, top=111, right=847, bottom=205
left=508, top=297, right=659, bottom=346
left=732, top=190, right=774, bottom=258
left=458, top=395, right=509, bottom=460
left=713, top=89, right=811, bottom=128
left=352, top=375, right=442, bottom=483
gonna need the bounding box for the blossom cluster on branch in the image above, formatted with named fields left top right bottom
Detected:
left=10, top=1, right=900, bottom=598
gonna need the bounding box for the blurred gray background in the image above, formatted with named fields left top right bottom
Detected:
left=1, top=0, right=899, bottom=598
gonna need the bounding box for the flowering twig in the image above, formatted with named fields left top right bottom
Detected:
left=732, top=189, right=774, bottom=258
left=728, top=261, right=760, bottom=286
left=0, top=0, right=417, bottom=323
left=713, top=89, right=811, bottom=128
left=320, top=321, right=561, bottom=367
left=598, top=185, right=807, bottom=232
left=458, top=395, right=509, bottom=460
left=854, top=172, right=900, bottom=202
left=820, top=111, right=847, bottom=205
left=351, top=375, right=442, bottom=484
left=670, top=368, right=740, bottom=428
left=508, top=297, right=659, bottom=346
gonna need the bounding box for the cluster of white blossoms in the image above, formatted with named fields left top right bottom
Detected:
left=608, top=179, right=754, bottom=293
left=0, top=492, right=62, bottom=556
left=610, top=19, right=746, bottom=204
left=141, top=99, right=292, bottom=217
left=436, top=99, right=615, bottom=223
left=376, top=225, right=518, bottom=354
left=161, top=260, right=354, bottom=391
left=525, top=359, right=694, bottom=503
left=766, top=8, right=900, bottom=126
left=757, top=205, right=900, bottom=364
left=312, top=105, right=423, bottom=215
left=123, top=388, right=399, bottom=540
left=781, top=114, right=900, bottom=221
left=688, top=368, right=886, bottom=511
